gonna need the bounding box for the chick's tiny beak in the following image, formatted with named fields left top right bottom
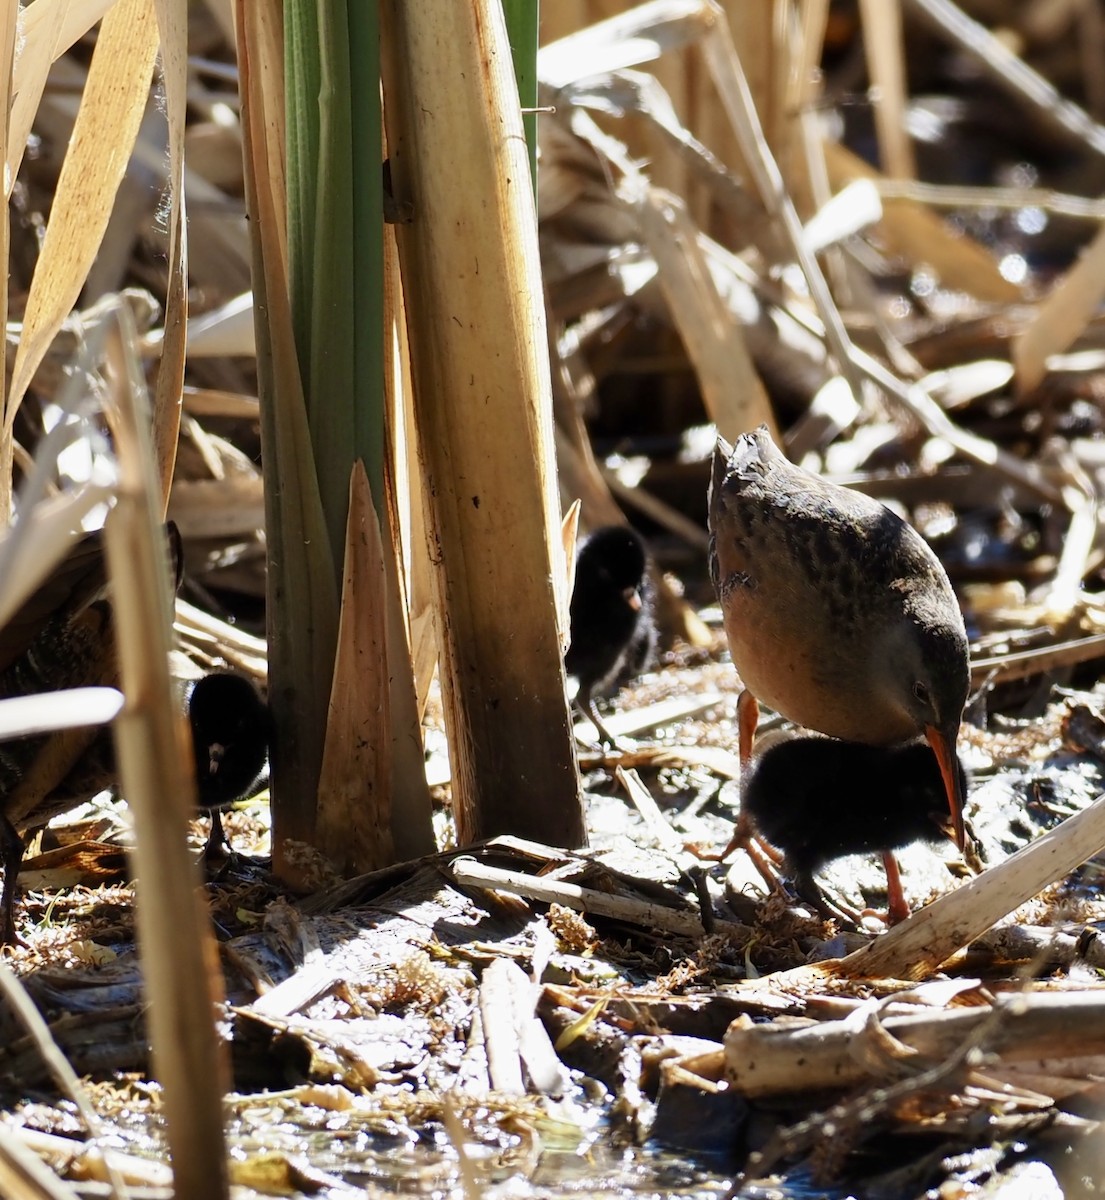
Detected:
left=623, top=586, right=642, bottom=612
left=207, top=742, right=226, bottom=776
left=925, top=723, right=965, bottom=851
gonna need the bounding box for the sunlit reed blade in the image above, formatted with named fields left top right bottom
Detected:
left=0, top=688, right=123, bottom=741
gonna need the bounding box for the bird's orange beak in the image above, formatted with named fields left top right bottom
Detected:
left=925, top=723, right=965, bottom=851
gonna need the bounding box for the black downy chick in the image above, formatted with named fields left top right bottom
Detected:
left=564, top=525, right=656, bottom=746
left=741, top=736, right=969, bottom=924
left=185, top=672, right=271, bottom=858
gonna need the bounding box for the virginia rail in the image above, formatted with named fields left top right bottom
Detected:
left=0, top=524, right=181, bottom=942
left=565, top=525, right=656, bottom=745
left=742, top=736, right=968, bottom=923
left=708, top=426, right=970, bottom=854
left=185, top=671, right=270, bottom=858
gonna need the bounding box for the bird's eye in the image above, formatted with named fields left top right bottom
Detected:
left=913, top=681, right=931, bottom=706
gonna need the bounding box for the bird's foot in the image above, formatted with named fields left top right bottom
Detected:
left=588, top=720, right=621, bottom=752
left=573, top=696, right=625, bottom=752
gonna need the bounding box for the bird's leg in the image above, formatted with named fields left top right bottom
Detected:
left=737, top=690, right=783, bottom=863
left=575, top=686, right=620, bottom=750
left=713, top=689, right=783, bottom=867
left=204, top=808, right=231, bottom=861
left=0, top=817, right=26, bottom=946
left=882, top=850, right=912, bottom=925
left=741, top=830, right=786, bottom=892
left=737, top=688, right=758, bottom=767
left=961, top=816, right=984, bottom=874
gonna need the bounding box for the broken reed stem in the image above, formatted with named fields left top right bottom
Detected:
left=381, top=0, right=582, bottom=847
left=101, top=304, right=229, bottom=1200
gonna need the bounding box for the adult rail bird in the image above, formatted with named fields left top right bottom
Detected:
left=0, top=524, right=182, bottom=942
left=708, top=426, right=970, bottom=858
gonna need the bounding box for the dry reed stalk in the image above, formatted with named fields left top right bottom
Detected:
left=150, top=0, right=189, bottom=510
left=381, top=0, right=582, bottom=846
left=858, top=0, right=915, bottom=180
left=102, top=305, right=229, bottom=1200
left=0, top=1, right=14, bottom=414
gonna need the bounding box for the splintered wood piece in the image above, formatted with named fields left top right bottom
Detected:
left=838, top=790, right=1105, bottom=981
left=725, top=990, right=1105, bottom=1098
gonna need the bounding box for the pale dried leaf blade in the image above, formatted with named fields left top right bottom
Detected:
left=13, top=0, right=116, bottom=95
left=1013, top=219, right=1105, bottom=395
left=383, top=220, right=437, bottom=727
left=0, top=688, right=122, bottom=740
left=172, top=292, right=256, bottom=358
left=537, top=0, right=710, bottom=89
left=7, top=0, right=160, bottom=420
left=559, top=497, right=580, bottom=649
left=317, top=462, right=393, bottom=875
left=7, top=0, right=68, bottom=192
left=0, top=483, right=114, bottom=632
left=151, top=0, right=190, bottom=508
left=803, top=179, right=882, bottom=253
